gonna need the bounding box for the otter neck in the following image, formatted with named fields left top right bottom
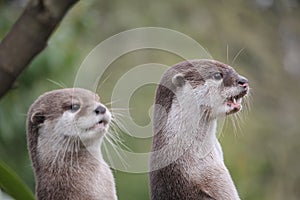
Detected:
left=168, top=83, right=218, bottom=144
left=151, top=95, right=220, bottom=172
left=37, top=134, right=104, bottom=172
left=166, top=96, right=218, bottom=151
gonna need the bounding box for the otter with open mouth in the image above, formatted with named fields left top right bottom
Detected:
left=27, top=88, right=117, bottom=200
left=150, top=59, right=249, bottom=200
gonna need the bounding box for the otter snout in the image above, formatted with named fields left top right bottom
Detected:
left=237, top=76, right=249, bottom=89
left=95, top=105, right=107, bottom=115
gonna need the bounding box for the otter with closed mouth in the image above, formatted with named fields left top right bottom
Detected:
left=27, top=88, right=117, bottom=200
left=150, top=59, right=249, bottom=200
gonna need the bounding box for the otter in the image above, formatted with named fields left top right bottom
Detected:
left=26, top=88, right=117, bottom=200
left=150, top=59, right=249, bottom=200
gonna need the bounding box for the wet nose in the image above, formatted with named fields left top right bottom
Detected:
left=94, top=105, right=106, bottom=115
left=237, top=76, right=248, bottom=88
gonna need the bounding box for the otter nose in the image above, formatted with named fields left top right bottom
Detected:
left=237, top=76, right=248, bottom=88
left=95, top=105, right=106, bottom=115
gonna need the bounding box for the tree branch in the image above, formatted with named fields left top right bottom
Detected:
left=0, top=0, right=78, bottom=98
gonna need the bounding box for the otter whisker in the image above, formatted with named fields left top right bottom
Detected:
left=110, top=117, right=131, bottom=138
left=244, top=92, right=252, bottom=113
left=70, top=137, right=75, bottom=171
left=231, top=112, right=243, bottom=136
left=110, top=107, right=129, bottom=112
left=71, top=136, right=79, bottom=170
left=47, top=79, right=67, bottom=89
left=244, top=98, right=251, bottom=113
left=104, top=136, right=129, bottom=169
left=110, top=112, right=129, bottom=122
left=105, top=98, right=122, bottom=106
left=232, top=48, right=245, bottom=66
left=238, top=109, right=247, bottom=124
left=226, top=44, right=229, bottom=64
left=229, top=115, right=238, bottom=136
left=61, top=136, right=71, bottom=169
left=50, top=140, right=63, bottom=171
left=111, top=110, right=131, bottom=120
left=105, top=114, right=132, bottom=169
left=70, top=123, right=80, bottom=170
left=216, top=118, right=226, bottom=139
left=102, top=140, right=114, bottom=167
left=108, top=120, right=132, bottom=152
left=219, top=117, right=229, bottom=139
left=234, top=112, right=243, bottom=134
left=97, top=72, right=112, bottom=89
left=107, top=131, right=131, bottom=152
left=71, top=136, right=79, bottom=169
left=75, top=137, right=80, bottom=169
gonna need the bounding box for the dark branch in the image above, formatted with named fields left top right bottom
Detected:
left=0, top=0, right=79, bottom=98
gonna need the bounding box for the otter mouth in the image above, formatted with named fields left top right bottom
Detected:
left=96, top=119, right=108, bottom=129
left=85, top=118, right=109, bottom=132
left=225, top=90, right=247, bottom=115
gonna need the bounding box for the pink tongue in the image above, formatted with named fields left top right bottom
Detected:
left=232, top=103, right=241, bottom=110
left=97, top=122, right=105, bottom=129
left=227, top=101, right=241, bottom=110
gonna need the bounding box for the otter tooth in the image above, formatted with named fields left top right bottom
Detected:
left=238, top=98, right=242, bottom=104
left=233, top=98, right=237, bottom=104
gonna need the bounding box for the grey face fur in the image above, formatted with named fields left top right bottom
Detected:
left=27, top=88, right=117, bottom=200
left=150, top=59, right=249, bottom=200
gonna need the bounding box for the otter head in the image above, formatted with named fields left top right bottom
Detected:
left=27, top=88, right=110, bottom=169
left=156, top=59, right=249, bottom=123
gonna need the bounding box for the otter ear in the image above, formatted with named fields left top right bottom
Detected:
left=172, top=73, right=185, bottom=87
left=31, top=112, right=45, bottom=125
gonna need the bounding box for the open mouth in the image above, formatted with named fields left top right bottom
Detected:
left=85, top=118, right=109, bottom=132
left=225, top=91, right=247, bottom=115
left=96, top=119, right=108, bottom=129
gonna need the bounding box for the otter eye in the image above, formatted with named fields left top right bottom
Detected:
left=213, top=73, right=223, bottom=80
left=70, top=104, right=80, bottom=112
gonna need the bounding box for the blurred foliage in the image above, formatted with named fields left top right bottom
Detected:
left=1, top=0, right=300, bottom=199
left=0, top=160, right=34, bottom=200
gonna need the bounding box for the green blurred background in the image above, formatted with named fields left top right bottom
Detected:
left=1, top=0, right=300, bottom=199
